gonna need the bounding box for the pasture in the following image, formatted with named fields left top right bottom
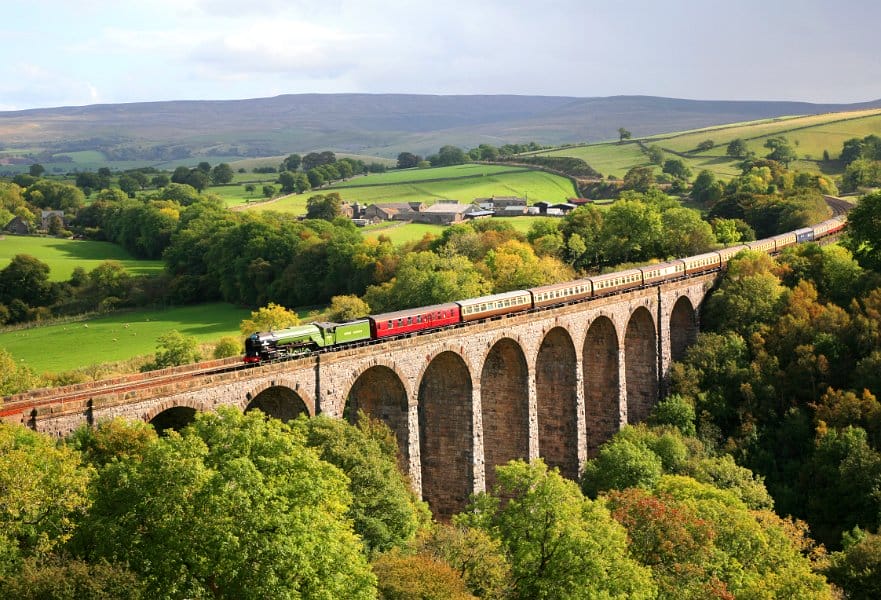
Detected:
left=0, top=235, right=164, bottom=281
left=244, top=164, right=578, bottom=215
left=534, top=108, right=881, bottom=181
left=0, top=302, right=251, bottom=374
left=362, top=216, right=558, bottom=245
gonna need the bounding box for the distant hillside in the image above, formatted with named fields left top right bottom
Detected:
left=536, top=108, right=881, bottom=179
left=1, top=93, right=880, bottom=167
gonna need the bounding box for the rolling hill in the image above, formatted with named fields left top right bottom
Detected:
left=2, top=94, right=880, bottom=170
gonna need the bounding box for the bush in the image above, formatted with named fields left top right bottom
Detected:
left=372, top=550, right=476, bottom=600
left=212, top=336, right=242, bottom=359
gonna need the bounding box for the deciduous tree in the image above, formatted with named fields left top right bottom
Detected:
left=75, top=408, right=377, bottom=599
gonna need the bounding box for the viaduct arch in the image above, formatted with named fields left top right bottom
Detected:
left=3, top=276, right=716, bottom=519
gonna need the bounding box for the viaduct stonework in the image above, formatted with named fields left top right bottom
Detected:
left=1, top=274, right=714, bottom=518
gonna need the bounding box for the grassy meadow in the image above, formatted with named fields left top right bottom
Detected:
left=0, top=235, right=164, bottom=281
left=362, top=216, right=558, bottom=245
left=0, top=303, right=252, bottom=374
left=534, top=108, right=881, bottom=181
left=243, top=164, right=578, bottom=215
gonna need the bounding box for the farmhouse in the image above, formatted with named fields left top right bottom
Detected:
left=411, top=202, right=482, bottom=225
left=363, top=202, right=424, bottom=222
left=4, top=216, right=30, bottom=234
left=40, top=210, right=65, bottom=230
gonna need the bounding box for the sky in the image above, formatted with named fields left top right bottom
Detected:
left=2, top=0, right=879, bottom=111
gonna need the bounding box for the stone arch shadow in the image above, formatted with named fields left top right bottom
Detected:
left=144, top=398, right=204, bottom=435
left=242, top=382, right=313, bottom=422
left=344, top=362, right=412, bottom=466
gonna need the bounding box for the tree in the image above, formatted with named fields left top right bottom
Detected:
left=150, top=173, right=169, bottom=188
left=372, top=550, right=476, bottom=600
left=842, top=191, right=881, bottom=271
left=184, top=169, right=210, bottom=192
left=765, top=137, right=797, bottom=166
left=581, top=437, right=664, bottom=497
left=622, top=165, right=655, bottom=192
left=647, top=145, right=665, bottom=165
left=704, top=251, right=785, bottom=333
left=171, top=166, right=190, bottom=184
left=0, top=556, right=146, bottom=599
left=691, top=170, right=723, bottom=206
left=211, top=163, right=234, bottom=184
left=261, top=184, right=276, bottom=198
left=363, top=251, right=490, bottom=312
left=826, top=528, right=881, bottom=599
left=292, top=415, right=428, bottom=554
left=618, top=127, right=632, bottom=142
left=156, top=182, right=200, bottom=206
left=840, top=138, right=864, bottom=165
left=277, top=170, right=297, bottom=193
left=0, top=254, right=55, bottom=307
left=460, top=460, right=656, bottom=600
left=75, top=408, right=377, bottom=599
left=239, top=302, right=299, bottom=335
left=0, top=348, right=41, bottom=395
left=327, top=294, right=370, bottom=322
left=601, top=199, right=664, bottom=264
left=726, top=138, right=749, bottom=158
left=144, top=330, right=201, bottom=371
left=117, top=174, right=140, bottom=197
left=696, top=139, right=715, bottom=152
left=305, top=192, right=343, bottom=220
left=661, top=207, right=716, bottom=256
left=307, top=168, right=325, bottom=189
left=280, top=153, right=302, bottom=172
left=432, top=145, right=467, bottom=167
left=28, top=163, right=45, bottom=177
left=662, top=158, right=692, bottom=181
left=213, top=336, right=242, bottom=359
left=417, top=524, right=512, bottom=600
left=396, top=152, right=420, bottom=169
left=0, top=422, right=92, bottom=569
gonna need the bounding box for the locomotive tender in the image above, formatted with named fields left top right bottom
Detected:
left=243, top=215, right=846, bottom=363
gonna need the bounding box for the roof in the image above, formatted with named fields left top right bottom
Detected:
left=421, top=203, right=473, bottom=214
left=371, top=203, right=417, bottom=211
left=370, top=302, right=459, bottom=321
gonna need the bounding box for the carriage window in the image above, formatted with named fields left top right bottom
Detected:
left=407, top=317, right=413, bottom=325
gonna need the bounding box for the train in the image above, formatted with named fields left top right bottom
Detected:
left=243, top=215, right=846, bottom=363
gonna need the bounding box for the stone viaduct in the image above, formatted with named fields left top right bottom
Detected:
left=1, top=274, right=714, bottom=518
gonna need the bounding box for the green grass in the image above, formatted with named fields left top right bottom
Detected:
left=0, top=303, right=252, bottom=374
left=245, top=164, right=578, bottom=215
left=534, top=108, right=881, bottom=182
left=0, top=236, right=164, bottom=281
left=362, top=216, right=557, bottom=245
left=539, top=143, right=650, bottom=178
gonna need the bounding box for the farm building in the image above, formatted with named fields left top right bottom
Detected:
left=411, top=203, right=482, bottom=225
left=4, top=216, right=30, bottom=234
left=40, top=210, right=65, bottom=230
left=474, top=195, right=527, bottom=209
left=363, top=202, right=424, bottom=222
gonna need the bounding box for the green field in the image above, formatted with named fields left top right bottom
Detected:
left=362, top=216, right=557, bottom=245
left=244, top=164, right=578, bottom=215
left=535, top=109, right=881, bottom=181
left=0, top=236, right=164, bottom=280
left=0, top=303, right=252, bottom=373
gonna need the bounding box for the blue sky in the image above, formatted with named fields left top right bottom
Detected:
left=2, top=0, right=879, bottom=111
